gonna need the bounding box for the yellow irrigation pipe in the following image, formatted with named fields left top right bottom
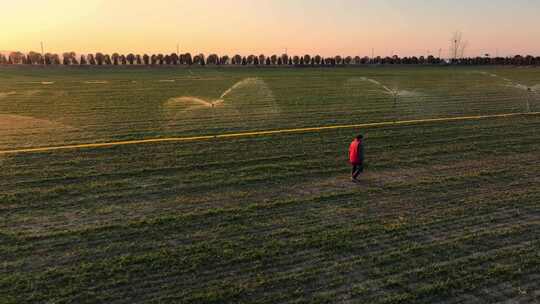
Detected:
left=1, top=111, right=539, bottom=155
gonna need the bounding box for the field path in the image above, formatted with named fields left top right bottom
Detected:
left=282, top=152, right=540, bottom=201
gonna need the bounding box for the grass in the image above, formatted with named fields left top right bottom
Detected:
left=1, top=66, right=539, bottom=303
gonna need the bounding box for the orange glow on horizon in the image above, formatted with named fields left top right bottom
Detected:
left=1, top=0, right=539, bottom=57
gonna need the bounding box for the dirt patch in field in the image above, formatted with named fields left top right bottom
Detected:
left=84, top=81, right=108, bottom=84
left=27, top=81, right=55, bottom=85
left=0, top=91, right=17, bottom=99
left=282, top=152, right=540, bottom=201
left=24, top=90, right=42, bottom=97
left=5, top=89, right=60, bottom=98
left=0, top=114, right=76, bottom=135
left=190, top=77, right=224, bottom=81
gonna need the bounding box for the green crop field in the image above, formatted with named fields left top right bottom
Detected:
left=1, top=66, right=539, bottom=303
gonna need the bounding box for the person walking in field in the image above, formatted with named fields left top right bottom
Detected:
left=349, top=135, right=365, bottom=182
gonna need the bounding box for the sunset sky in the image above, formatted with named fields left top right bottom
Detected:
left=2, top=0, right=540, bottom=57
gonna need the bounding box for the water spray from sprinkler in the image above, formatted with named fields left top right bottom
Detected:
left=359, top=77, right=401, bottom=121
left=392, top=91, right=399, bottom=121
left=475, top=71, right=538, bottom=113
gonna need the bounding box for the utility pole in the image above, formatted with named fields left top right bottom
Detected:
left=526, top=88, right=532, bottom=113
left=40, top=41, right=45, bottom=65
left=393, top=92, right=399, bottom=122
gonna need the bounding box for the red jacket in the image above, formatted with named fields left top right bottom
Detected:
left=349, top=139, right=364, bottom=164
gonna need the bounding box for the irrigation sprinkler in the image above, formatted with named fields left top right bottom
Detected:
left=475, top=71, right=537, bottom=113
left=509, top=83, right=536, bottom=113
left=526, top=88, right=532, bottom=113
left=391, top=90, right=400, bottom=122
left=358, top=77, right=403, bottom=121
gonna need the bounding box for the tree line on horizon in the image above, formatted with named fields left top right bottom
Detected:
left=1, top=51, right=540, bottom=66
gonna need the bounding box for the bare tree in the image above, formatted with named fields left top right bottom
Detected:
left=449, top=31, right=468, bottom=60
left=281, top=54, right=289, bottom=65
left=95, top=53, right=105, bottom=65
left=157, top=54, right=164, bottom=65
left=207, top=54, right=219, bottom=65
left=303, top=54, right=311, bottom=65
left=232, top=54, right=242, bottom=65
left=50, top=54, right=61, bottom=65
left=62, top=52, right=77, bottom=65
left=220, top=55, right=229, bottom=65
left=127, top=54, right=136, bottom=65
left=9, top=52, right=25, bottom=64
left=193, top=53, right=205, bottom=65
left=112, top=53, right=120, bottom=65
left=170, top=53, right=179, bottom=65
left=70, top=52, right=79, bottom=65
left=28, top=51, right=43, bottom=64
left=104, top=54, right=112, bottom=65
left=183, top=53, right=193, bottom=65
left=43, top=53, right=58, bottom=65
left=247, top=55, right=256, bottom=65
left=87, top=54, right=96, bottom=65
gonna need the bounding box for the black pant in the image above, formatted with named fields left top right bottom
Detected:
left=352, top=163, right=364, bottom=179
